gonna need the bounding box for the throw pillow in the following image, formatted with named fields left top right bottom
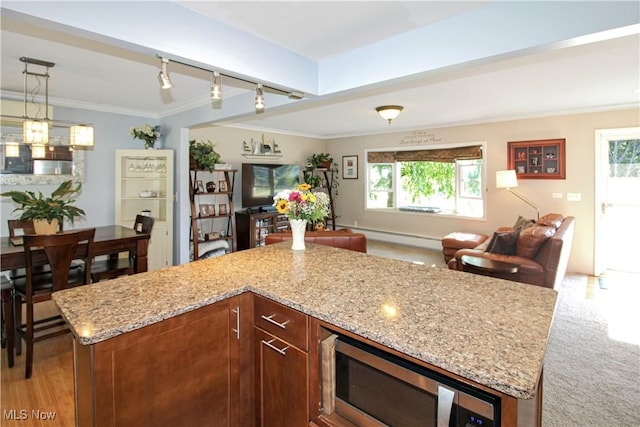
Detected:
left=513, top=215, right=535, bottom=232
left=537, top=213, right=564, bottom=228
left=516, top=225, right=556, bottom=258
left=486, top=230, right=519, bottom=255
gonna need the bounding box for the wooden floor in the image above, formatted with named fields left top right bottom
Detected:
left=1, top=301, right=75, bottom=427
left=1, top=241, right=635, bottom=426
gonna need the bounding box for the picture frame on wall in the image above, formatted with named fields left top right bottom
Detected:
left=508, top=138, right=566, bottom=179
left=342, top=155, right=358, bottom=179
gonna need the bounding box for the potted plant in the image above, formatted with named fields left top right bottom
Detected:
left=189, top=139, right=224, bottom=172
left=1, top=180, right=86, bottom=234
left=304, top=152, right=339, bottom=196
left=130, top=124, right=161, bottom=149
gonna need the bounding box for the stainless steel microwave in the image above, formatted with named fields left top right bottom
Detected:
left=321, top=334, right=499, bottom=427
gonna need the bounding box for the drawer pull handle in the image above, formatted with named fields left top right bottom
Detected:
left=261, top=314, right=290, bottom=329
left=262, top=339, right=289, bottom=355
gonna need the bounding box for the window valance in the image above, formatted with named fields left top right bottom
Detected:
left=368, top=145, right=483, bottom=164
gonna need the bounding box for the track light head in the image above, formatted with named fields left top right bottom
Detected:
left=255, top=84, right=265, bottom=111
left=158, top=57, right=173, bottom=89
left=210, top=71, right=222, bottom=100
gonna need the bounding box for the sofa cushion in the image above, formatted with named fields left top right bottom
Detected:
left=486, top=230, right=519, bottom=255
left=516, top=225, right=556, bottom=258
left=537, top=213, right=564, bottom=228
left=513, top=215, right=535, bottom=232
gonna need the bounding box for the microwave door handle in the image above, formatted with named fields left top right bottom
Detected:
left=437, top=385, right=456, bottom=427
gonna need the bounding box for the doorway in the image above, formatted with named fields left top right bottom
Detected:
left=594, top=127, right=640, bottom=275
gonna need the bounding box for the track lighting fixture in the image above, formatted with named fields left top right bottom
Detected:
left=158, top=57, right=173, bottom=89
left=376, top=105, right=404, bottom=124
left=210, top=72, right=222, bottom=100
left=255, top=84, right=265, bottom=111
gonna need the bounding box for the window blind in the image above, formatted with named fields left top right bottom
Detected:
left=368, top=145, right=482, bottom=163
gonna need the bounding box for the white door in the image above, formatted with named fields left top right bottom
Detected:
left=594, top=128, right=640, bottom=275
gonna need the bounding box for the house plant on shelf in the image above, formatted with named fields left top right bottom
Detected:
left=304, top=152, right=339, bottom=197
left=130, top=124, right=161, bottom=149
left=1, top=180, right=86, bottom=234
left=272, top=183, right=330, bottom=250
left=189, top=139, right=225, bottom=172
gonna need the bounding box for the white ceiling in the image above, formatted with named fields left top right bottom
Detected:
left=1, top=2, right=638, bottom=139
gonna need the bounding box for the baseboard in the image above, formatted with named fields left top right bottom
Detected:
left=336, top=224, right=442, bottom=251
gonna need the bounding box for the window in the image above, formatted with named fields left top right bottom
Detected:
left=366, top=144, right=485, bottom=217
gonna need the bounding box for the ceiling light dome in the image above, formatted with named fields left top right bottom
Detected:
left=376, top=105, right=403, bottom=124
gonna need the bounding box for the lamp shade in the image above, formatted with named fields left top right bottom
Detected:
left=23, top=119, right=49, bottom=144
left=496, top=170, right=518, bottom=189
left=70, top=125, right=94, bottom=147
left=376, top=105, right=403, bottom=124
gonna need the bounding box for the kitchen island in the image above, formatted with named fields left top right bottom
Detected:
left=53, top=242, right=557, bottom=426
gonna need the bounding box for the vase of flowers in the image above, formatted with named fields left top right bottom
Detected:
left=272, top=183, right=330, bottom=250
left=130, top=124, right=161, bottom=149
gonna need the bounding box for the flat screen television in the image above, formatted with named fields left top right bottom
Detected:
left=242, top=163, right=300, bottom=209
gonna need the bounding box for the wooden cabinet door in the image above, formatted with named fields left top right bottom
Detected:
left=254, top=328, right=308, bottom=427
left=76, top=296, right=250, bottom=427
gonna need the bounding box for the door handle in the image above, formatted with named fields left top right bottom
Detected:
left=261, top=314, right=290, bottom=329
left=437, top=385, right=455, bottom=427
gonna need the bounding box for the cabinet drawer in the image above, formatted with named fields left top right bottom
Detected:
left=254, top=295, right=308, bottom=351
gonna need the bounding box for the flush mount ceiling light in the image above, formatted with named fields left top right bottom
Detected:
left=13, top=57, right=94, bottom=149
left=210, top=71, right=222, bottom=100
left=158, top=57, right=173, bottom=89
left=376, top=105, right=404, bottom=124
left=255, top=83, right=265, bottom=112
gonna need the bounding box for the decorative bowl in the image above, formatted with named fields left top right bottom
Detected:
left=139, top=190, right=157, bottom=198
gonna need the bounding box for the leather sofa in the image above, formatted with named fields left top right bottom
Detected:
left=265, top=229, right=367, bottom=253
left=447, top=214, right=575, bottom=289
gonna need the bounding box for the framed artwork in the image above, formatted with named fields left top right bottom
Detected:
left=508, top=138, right=565, bottom=179
left=196, top=180, right=205, bottom=193
left=199, top=204, right=209, bottom=216
left=218, top=204, right=228, bottom=216
left=342, top=155, right=358, bottom=179
left=207, top=204, right=216, bottom=216
left=218, top=180, right=228, bottom=192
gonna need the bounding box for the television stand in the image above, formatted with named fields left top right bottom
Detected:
left=235, top=211, right=289, bottom=250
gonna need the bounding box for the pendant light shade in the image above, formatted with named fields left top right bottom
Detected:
left=70, top=124, right=94, bottom=147
left=210, top=71, right=222, bottom=100
left=23, top=119, right=49, bottom=144
left=376, top=105, right=404, bottom=124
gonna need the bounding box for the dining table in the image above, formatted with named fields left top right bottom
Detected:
left=0, top=225, right=151, bottom=273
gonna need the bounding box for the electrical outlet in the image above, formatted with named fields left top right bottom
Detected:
left=567, top=192, right=582, bottom=202
left=552, top=193, right=563, bottom=199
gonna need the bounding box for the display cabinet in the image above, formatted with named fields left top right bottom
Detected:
left=189, top=168, right=237, bottom=260
left=115, top=149, right=174, bottom=271
left=508, top=138, right=566, bottom=179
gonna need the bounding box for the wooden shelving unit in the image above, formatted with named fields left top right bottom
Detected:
left=235, top=211, right=289, bottom=250
left=303, top=168, right=336, bottom=230
left=189, top=168, right=237, bottom=260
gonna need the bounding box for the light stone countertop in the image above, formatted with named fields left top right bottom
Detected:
left=52, top=242, right=557, bottom=400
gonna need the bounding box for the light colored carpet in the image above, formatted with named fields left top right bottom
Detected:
left=367, top=241, right=640, bottom=426
left=543, top=273, right=640, bottom=426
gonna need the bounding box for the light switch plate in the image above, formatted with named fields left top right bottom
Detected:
left=567, top=192, right=582, bottom=201
left=552, top=193, right=563, bottom=199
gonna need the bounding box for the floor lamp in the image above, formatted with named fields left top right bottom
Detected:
left=496, top=170, right=540, bottom=220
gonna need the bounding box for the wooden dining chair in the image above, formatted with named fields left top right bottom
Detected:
left=13, top=228, right=95, bottom=378
left=1, top=275, right=14, bottom=368
left=91, top=215, right=154, bottom=282
left=7, top=219, right=81, bottom=281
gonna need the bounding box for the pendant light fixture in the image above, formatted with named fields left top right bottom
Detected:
left=376, top=105, right=404, bottom=124
left=210, top=71, right=222, bottom=100
left=255, top=83, right=265, bottom=111
left=158, top=57, right=173, bottom=89
left=18, top=57, right=95, bottom=149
